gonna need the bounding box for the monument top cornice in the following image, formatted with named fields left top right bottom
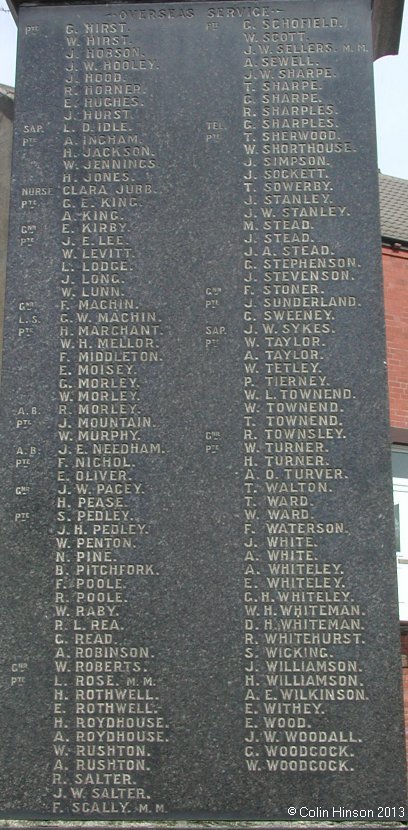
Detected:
left=6, top=0, right=405, bottom=60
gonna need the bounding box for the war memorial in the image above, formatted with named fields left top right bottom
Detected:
left=0, top=0, right=406, bottom=823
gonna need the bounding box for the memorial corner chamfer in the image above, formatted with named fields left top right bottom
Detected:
left=0, top=0, right=406, bottom=823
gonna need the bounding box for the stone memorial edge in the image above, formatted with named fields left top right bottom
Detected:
left=0, top=0, right=406, bottom=825
left=0, top=823, right=407, bottom=829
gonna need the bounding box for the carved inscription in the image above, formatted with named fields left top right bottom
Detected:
left=239, top=8, right=366, bottom=775
left=52, top=18, right=170, bottom=817
left=1, top=0, right=404, bottom=820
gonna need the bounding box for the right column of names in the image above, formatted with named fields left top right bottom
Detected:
left=241, top=7, right=368, bottom=776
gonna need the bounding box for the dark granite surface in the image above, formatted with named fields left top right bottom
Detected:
left=0, top=0, right=406, bottom=822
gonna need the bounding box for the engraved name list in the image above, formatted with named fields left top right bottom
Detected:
left=0, top=0, right=405, bottom=821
